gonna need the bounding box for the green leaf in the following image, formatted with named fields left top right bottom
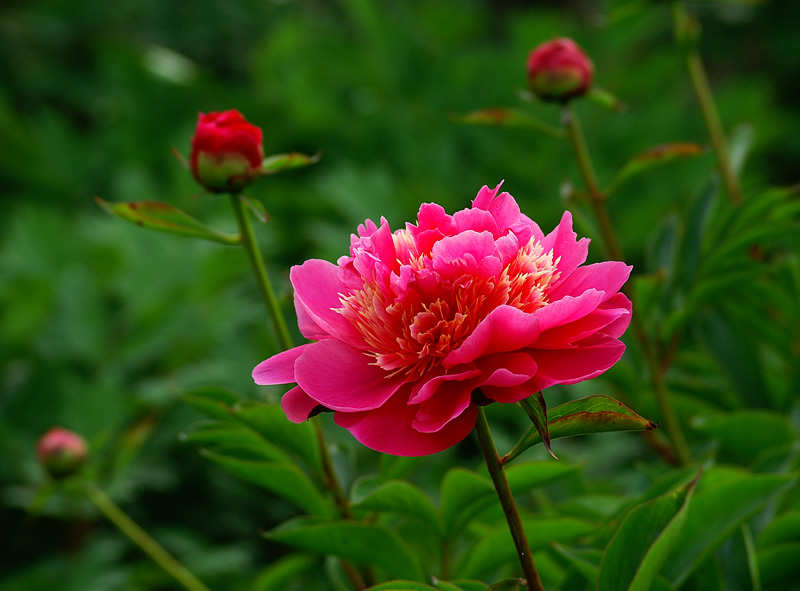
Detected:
left=757, top=510, right=800, bottom=548
left=451, top=108, right=566, bottom=138
left=267, top=518, right=424, bottom=581
left=232, top=402, right=322, bottom=472
left=261, top=151, right=321, bottom=175
left=757, top=542, right=800, bottom=588
left=503, top=395, right=657, bottom=463
left=365, top=582, right=439, bottom=591
left=660, top=472, right=796, bottom=585
left=352, top=480, right=442, bottom=538
left=459, top=516, right=597, bottom=579
left=95, top=198, right=240, bottom=244
left=586, top=87, right=627, bottom=112
left=180, top=422, right=290, bottom=462
left=550, top=544, right=601, bottom=585
left=182, top=387, right=240, bottom=421
left=439, top=468, right=494, bottom=540
left=728, top=123, right=754, bottom=177
left=519, top=393, right=556, bottom=459
left=202, top=451, right=332, bottom=517
left=695, top=411, right=798, bottom=464
left=252, top=554, right=318, bottom=591
left=504, top=461, right=582, bottom=498
left=448, top=581, right=489, bottom=591
left=597, top=472, right=699, bottom=591
left=486, top=578, right=527, bottom=591
left=605, top=143, right=707, bottom=196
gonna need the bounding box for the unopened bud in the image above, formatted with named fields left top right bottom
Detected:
left=37, top=427, right=88, bottom=478
left=526, top=38, right=593, bottom=103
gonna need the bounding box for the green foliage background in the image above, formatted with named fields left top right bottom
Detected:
left=1, top=0, right=799, bottom=590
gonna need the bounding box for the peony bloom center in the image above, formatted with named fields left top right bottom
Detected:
left=338, top=231, right=560, bottom=379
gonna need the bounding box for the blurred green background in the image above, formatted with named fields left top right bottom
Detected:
left=2, top=0, right=799, bottom=589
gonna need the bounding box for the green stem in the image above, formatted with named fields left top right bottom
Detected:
left=85, top=483, right=211, bottom=591
left=229, top=193, right=294, bottom=350
left=562, top=104, right=693, bottom=466
left=562, top=104, right=623, bottom=262
left=672, top=2, right=742, bottom=205
left=474, top=406, right=544, bottom=591
left=228, top=193, right=369, bottom=587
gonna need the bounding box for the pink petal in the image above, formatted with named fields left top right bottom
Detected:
left=536, top=296, right=631, bottom=347
left=477, top=352, right=538, bottom=388
left=334, top=388, right=478, bottom=456
left=281, top=386, right=321, bottom=423
left=291, top=260, right=364, bottom=347
left=412, top=378, right=478, bottom=433
left=548, top=261, right=632, bottom=302
left=600, top=294, right=633, bottom=338
left=295, top=339, right=404, bottom=412
left=445, top=305, right=541, bottom=367
left=536, top=290, right=606, bottom=333
left=252, top=345, right=310, bottom=385
left=541, top=211, right=589, bottom=289
left=471, top=183, right=503, bottom=210
left=528, top=334, right=626, bottom=391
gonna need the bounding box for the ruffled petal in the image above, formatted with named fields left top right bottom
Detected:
left=527, top=334, right=626, bottom=391
left=536, top=295, right=631, bottom=347
left=412, top=378, right=479, bottom=433
left=291, top=260, right=364, bottom=347
left=252, top=345, right=310, bottom=385
left=295, top=339, right=404, bottom=412
left=334, top=388, right=478, bottom=456
left=548, top=261, right=632, bottom=302
left=445, top=305, right=541, bottom=367
left=541, top=211, right=589, bottom=290
left=535, top=289, right=606, bottom=333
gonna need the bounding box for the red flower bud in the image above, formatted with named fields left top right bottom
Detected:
left=526, top=38, right=593, bottom=103
left=189, top=110, right=265, bottom=193
left=37, top=427, right=88, bottom=479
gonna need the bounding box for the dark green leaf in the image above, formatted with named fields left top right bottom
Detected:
left=352, top=480, right=442, bottom=538
left=267, top=518, right=424, bottom=581
left=261, top=151, right=321, bottom=175
left=757, top=510, right=800, bottom=548
left=519, top=393, right=556, bottom=459
left=486, top=578, right=526, bottom=591
left=503, top=395, right=657, bottom=463
left=95, top=198, right=240, bottom=244
left=202, top=451, right=332, bottom=517
left=459, top=516, right=597, bottom=579
left=365, top=582, right=439, bottom=591
left=451, top=108, right=565, bottom=138
left=504, top=461, right=582, bottom=497
left=448, top=581, right=489, bottom=591
left=182, top=387, right=240, bottom=421
left=252, top=554, right=318, bottom=591
left=696, top=411, right=797, bottom=464
left=180, top=422, right=290, bottom=462
left=597, top=472, right=698, bottom=591
left=606, top=143, right=707, bottom=196
left=757, top=542, right=800, bottom=588
left=550, top=544, right=601, bottom=584
left=660, top=472, right=796, bottom=585
left=232, top=402, right=322, bottom=472
left=439, top=468, right=494, bottom=540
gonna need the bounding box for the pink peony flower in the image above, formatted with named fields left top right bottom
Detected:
left=253, top=184, right=632, bottom=456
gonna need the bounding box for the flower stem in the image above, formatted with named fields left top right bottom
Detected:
left=228, top=193, right=369, bottom=587
left=671, top=2, right=742, bottom=205
left=474, top=406, right=544, bottom=591
left=229, top=193, right=294, bottom=350
left=562, top=104, right=693, bottom=466
left=85, top=483, right=212, bottom=591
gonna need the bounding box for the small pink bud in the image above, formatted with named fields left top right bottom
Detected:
left=526, top=38, right=593, bottom=103
left=37, top=427, right=88, bottom=478
left=189, top=110, right=265, bottom=193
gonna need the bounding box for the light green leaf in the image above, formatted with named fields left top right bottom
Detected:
left=451, top=108, right=566, bottom=138
left=503, top=395, right=656, bottom=464
left=180, top=422, right=290, bottom=462
left=597, top=472, right=699, bottom=591
left=95, top=198, right=240, bottom=244
left=267, top=518, right=424, bottom=581
left=660, top=473, right=796, bottom=585
left=202, top=451, right=332, bottom=517
left=586, top=87, right=627, bottom=112
left=757, top=510, right=800, bottom=548
left=352, top=480, right=442, bottom=538
left=605, top=143, right=707, bottom=196
left=261, top=151, right=321, bottom=175
left=504, top=461, right=582, bottom=498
